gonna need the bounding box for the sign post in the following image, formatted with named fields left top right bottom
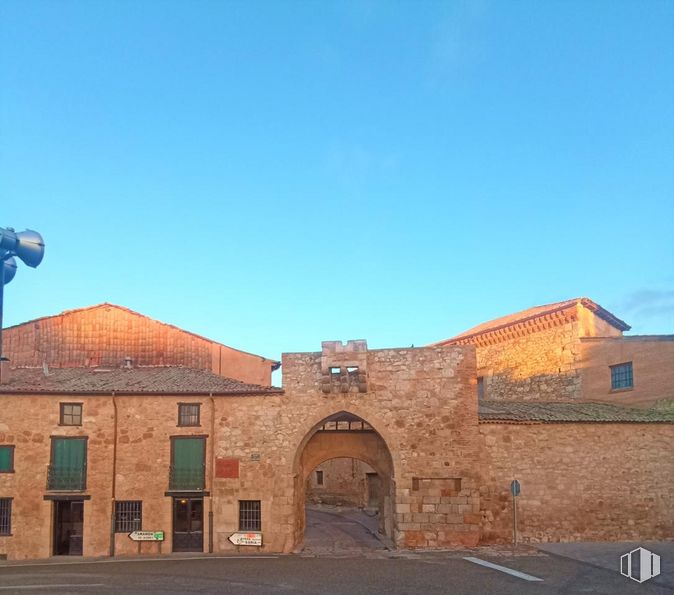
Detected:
left=510, top=479, right=521, bottom=547
left=228, top=532, right=262, bottom=546
left=128, top=531, right=164, bottom=542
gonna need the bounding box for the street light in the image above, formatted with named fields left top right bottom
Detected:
left=0, top=226, right=46, bottom=363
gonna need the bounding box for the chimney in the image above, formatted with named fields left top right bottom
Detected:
left=0, top=360, right=11, bottom=385
left=124, top=356, right=133, bottom=369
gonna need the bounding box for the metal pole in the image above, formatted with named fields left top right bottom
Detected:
left=0, top=253, right=5, bottom=379
left=209, top=509, right=214, bottom=553
left=512, top=492, right=517, bottom=547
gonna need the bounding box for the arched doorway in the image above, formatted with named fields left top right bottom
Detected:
left=293, top=411, right=395, bottom=551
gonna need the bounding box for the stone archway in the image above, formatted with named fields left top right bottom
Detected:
left=292, top=411, right=396, bottom=550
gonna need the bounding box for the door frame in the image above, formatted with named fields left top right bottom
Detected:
left=52, top=498, right=85, bottom=556
left=172, top=496, right=204, bottom=552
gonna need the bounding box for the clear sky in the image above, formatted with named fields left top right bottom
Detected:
left=1, top=0, right=673, bottom=372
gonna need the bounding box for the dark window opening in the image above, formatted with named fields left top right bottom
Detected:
left=477, top=377, right=484, bottom=400
left=178, top=403, right=201, bottom=427
left=0, top=499, right=11, bottom=535
left=239, top=500, right=261, bottom=531
left=0, top=446, right=14, bottom=473
left=611, top=362, right=633, bottom=390
left=115, top=500, right=142, bottom=533
left=60, top=403, right=83, bottom=426
left=316, top=470, right=324, bottom=485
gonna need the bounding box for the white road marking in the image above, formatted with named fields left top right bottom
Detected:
left=463, top=556, right=544, bottom=582
left=0, top=584, right=105, bottom=591
left=0, top=555, right=279, bottom=569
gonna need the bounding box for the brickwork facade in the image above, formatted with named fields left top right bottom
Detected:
left=439, top=298, right=674, bottom=408
left=2, top=304, right=277, bottom=386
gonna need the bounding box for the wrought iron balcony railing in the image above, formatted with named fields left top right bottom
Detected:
left=169, top=465, right=205, bottom=490
left=47, top=465, right=87, bottom=491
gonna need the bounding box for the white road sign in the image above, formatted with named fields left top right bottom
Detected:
left=129, top=530, right=164, bottom=542
left=228, top=532, right=262, bottom=546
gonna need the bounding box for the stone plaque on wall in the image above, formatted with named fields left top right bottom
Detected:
left=215, top=457, right=240, bottom=479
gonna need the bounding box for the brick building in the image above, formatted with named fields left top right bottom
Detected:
left=0, top=299, right=672, bottom=561
left=1, top=303, right=279, bottom=386
left=435, top=297, right=674, bottom=407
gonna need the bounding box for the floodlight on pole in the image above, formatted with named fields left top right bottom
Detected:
left=0, top=226, right=46, bottom=365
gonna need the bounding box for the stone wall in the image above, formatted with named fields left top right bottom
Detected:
left=476, top=321, right=582, bottom=402
left=0, top=343, right=481, bottom=560
left=0, top=395, right=115, bottom=560
left=479, top=422, right=674, bottom=543
left=306, top=458, right=374, bottom=507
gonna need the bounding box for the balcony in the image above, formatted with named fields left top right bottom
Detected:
left=47, top=465, right=87, bottom=491
left=169, top=464, right=205, bottom=491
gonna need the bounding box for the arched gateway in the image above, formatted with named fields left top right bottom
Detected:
left=292, top=412, right=396, bottom=548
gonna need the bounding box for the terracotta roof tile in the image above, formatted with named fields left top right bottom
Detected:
left=0, top=366, right=282, bottom=395
left=437, top=297, right=630, bottom=345
left=478, top=400, right=674, bottom=423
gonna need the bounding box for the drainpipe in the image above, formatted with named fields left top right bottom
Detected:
left=209, top=393, right=215, bottom=553
left=109, top=392, right=118, bottom=556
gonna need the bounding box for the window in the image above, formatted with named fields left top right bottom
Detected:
left=0, top=446, right=14, bottom=473
left=477, top=377, right=485, bottom=400
left=178, top=403, right=200, bottom=427
left=169, top=437, right=206, bottom=490
left=60, top=403, right=83, bottom=426
left=316, top=470, right=324, bottom=485
left=611, top=362, right=633, bottom=390
left=48, top=437, right=87, bottom=490
left=115, top=501, right=142, bottom=533
left=239, top=500, right=261, bottom=531
left=0, top=499, right=11, bottom=535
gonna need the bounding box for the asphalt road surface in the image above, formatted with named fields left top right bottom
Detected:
left=302, top=507, right=387, bottom=555
left=1, top=553, right=671, bottom=594
left=0, top=511, right=670, bottom=594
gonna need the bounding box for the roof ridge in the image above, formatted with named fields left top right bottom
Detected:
left=4, top=303, right=279, bottom=365
left=435, top=297, right=630, bottom=345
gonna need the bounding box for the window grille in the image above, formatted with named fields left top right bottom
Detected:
left=60, top=403, right=83, bottom=426
left=0, top=499, right=11, bottom=535
left=115, top=500, right=142, bottom=533
left=611, top=362, right=633, bottom=390
left=239, top=500, right=261, bottom=531
left=178, top=404, right=201, bottom=427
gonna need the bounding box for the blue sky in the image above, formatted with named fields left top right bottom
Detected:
left=1, top=0, right=673, bottom=368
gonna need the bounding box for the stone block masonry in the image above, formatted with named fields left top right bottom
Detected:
left=479, top=422, right=674, bottom=543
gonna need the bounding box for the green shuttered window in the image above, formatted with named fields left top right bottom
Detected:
left=170, top=437, right=205, bottom=490
left=48, top=438, right=87, bottom=490
left=0, top=446, right=14, bottom=473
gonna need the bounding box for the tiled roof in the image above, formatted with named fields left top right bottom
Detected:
left=3, top=302, right=281, bottom=368
left=478, top=400, right=674, bottom=423
left=437, top=297, right=630, bottom=345
left=0, top=366, right=282, bottom=395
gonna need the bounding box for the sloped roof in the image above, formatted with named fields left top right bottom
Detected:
left=0, top=366, right=282, bottom=395
left=4, top=303, right=280, bottom=367
left=437, top=297, right=630, bottom=345
left=478, top=400, right=674, bottom=423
